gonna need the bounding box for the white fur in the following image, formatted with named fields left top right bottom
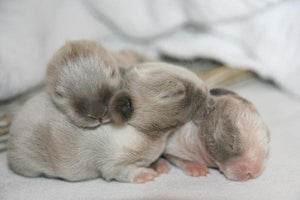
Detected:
left=8, top=92, right=165, bottom=182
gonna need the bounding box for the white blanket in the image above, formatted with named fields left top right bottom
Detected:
left=1, top=78, right=300, bottom=200
left=1, top=0, right=300, bottom=100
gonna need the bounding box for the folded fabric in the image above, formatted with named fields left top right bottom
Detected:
left=1, top=0, right=299, bottom=100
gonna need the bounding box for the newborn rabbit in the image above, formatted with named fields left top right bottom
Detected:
left=164, top=88, right=270, bottom=181
left=8, top=62, right=208, bottom=183
left=47, top=40, right=123, bottom=128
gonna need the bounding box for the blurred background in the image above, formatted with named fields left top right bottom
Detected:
left=1, top=0, right=300, bottom=98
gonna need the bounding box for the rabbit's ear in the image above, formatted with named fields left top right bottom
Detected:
left=192, top=97, right=216, bottom=125
left=210, top=88, right=237, bottom=96
left=108, top=90, right=133, bottom=125
left=205, top=97, right=216, bottom=114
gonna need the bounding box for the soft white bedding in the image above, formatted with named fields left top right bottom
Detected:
left=1, top=0, right=300, bottom=100
left=1, top=78, right=299, bottom=200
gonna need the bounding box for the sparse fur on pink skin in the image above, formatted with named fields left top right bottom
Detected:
left=133, top=168, right=159, bottom=184
left=183, top=163, right=210, bottom=177
left=220, top=99, right=270, bottom=181
left=151, top=158, right=170, bottom=174
left=221, top=149, right=266, bottom=181
left=164, top=88, right=270, bottom=181
left=164, top=121, right=217, bottom=171
left=164, top=122, right=212, bottom=167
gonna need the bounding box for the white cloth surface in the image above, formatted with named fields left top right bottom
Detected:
left=1, top=79, right=300, bottom=200
left=1, top=0, right=300, bottom=100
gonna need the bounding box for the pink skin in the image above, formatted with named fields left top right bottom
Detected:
left=183, top=163, right=209, bottom=177
left=221, top=150, right=266, bottom=181
left=164, top=122, right=269, bottom=181
left=179, top=141, right=213, bottom=177
left=133, top=168, right=159, bottom=184
left=197, top=142, right=266, bottom=181
left=152, top=159, right=170, bottom=174
left=133, top=159, right=170, bottom=184
left=179, top=147, right=266, bottom=181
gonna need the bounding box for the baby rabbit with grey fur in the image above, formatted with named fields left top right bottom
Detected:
left=8, top=62, right=208, bottom=183
left=47, top=40, right=124, bottom=128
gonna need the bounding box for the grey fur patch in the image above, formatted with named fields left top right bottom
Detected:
left=46, top=40, right=122, bottom=128
left=193, top=92, right=249, bottom=163
left=124, top=63, right=208, bottom=139
left=198, top=106, right=243, bottom=163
